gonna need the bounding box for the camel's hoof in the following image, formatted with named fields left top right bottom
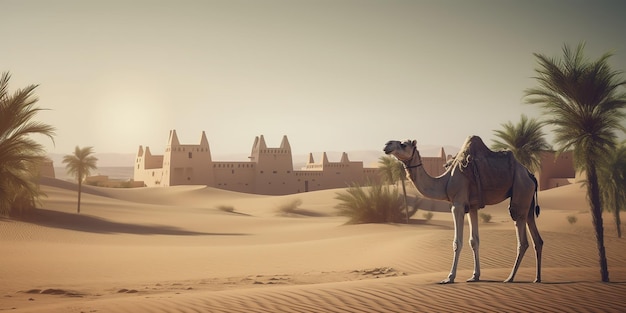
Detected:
left=533, top=279, right=541, bottom=283
left=439, top=278, right=454, bottom=284
left=466, top=277, right=480, bottom=282
left=503, top=278, right=514, bottom=283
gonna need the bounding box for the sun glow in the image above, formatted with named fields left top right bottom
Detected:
left=92, top=91, right=166, bottom=152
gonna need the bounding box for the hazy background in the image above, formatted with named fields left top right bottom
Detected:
left=2, top=0, right=626, bottom=165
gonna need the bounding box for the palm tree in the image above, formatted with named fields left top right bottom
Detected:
left=491, top=114, right=551, bottom=174
left=379, top=155, right=411, bottom=223
left=0, top=72, right=55, bottom=217
left=598, top=142, right=626, bottom=238
left=525, top=42, right=626, bottom=282
left=63, top=146, right=98, bottom=213
left=378, top=155, right=405, bottom=186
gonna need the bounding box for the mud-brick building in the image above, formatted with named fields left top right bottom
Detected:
left=134, top=130, right=386, bottom=195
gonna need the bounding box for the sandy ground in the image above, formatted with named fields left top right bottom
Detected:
left=1, top=180, right=625, bottom=313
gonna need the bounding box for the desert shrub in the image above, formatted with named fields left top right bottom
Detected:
left=277, top=199, right=303, bottom=214
left=335, top=182, right=405, bottom=224
left=567, top=215, right=578, bottom=225
left=479, top=212, right=492, bottom=223
left=423, top=212, right=434, bottom=222
left=217, top=205, right=235, bottom=213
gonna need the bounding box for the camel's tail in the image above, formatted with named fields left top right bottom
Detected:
left=529, top=172, right=540, bottom=218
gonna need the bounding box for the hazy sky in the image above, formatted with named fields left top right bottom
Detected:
left=2, top=0, right=626, bottom=158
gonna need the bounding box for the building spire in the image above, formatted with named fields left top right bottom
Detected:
left=308, top=153, right=315, bottom=164
left=200, top=131, right=209, bottom=146
left=251, top=136, right=259, bottom=150
left=340, top=152, right=350, bottom=163
left=280, top=135, right=291, bottom=150
left=168, top=129, right=180, bottom=146
left=258, top=135, right=267, bottom=150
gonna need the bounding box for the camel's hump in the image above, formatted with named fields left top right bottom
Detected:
left=455, top=135, right=513, bottom=167
left=460, top=135, right=491, bottom=156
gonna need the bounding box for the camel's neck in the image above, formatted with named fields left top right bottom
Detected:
left=404, top=149, right=450, bottom=202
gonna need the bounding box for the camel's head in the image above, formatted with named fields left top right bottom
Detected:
left=383, top=140, right=417, bottom=162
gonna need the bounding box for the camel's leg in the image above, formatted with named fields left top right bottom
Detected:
left=527, top=209, right=543, bottom=283
left=466, top=208, right=480, bottom=282
left=505, top=208, right=529, bottom=283
left=440, top=203, right=465, bottom=284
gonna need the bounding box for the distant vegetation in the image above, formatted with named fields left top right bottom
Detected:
left=423, top=212, right=434, bottom=222
left=277, top=198, right=303, bottom=215
left=217, top=205, right=235, bottom=213
left=567, top=215, right=578, bottom=225
left=63, top=146, right=98, bottom=214
left=479, top=212, right=492, bottom=223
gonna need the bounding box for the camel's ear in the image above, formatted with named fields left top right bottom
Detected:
left=411, top=140, right=417, bottom=147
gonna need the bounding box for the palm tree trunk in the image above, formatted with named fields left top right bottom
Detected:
left=614, top=191, right=622, bottom=238
left=587, top=163, right=609, bottom=282
left=401, top=178, right=409, bottom=224
left=76, top=169, right=83, bottom=214
left=615, top=210, right=622, bottom=238
left=77, top=180, right=82, bottom=214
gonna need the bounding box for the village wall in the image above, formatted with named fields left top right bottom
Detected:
left=213, top=162, right=256, bottom=193
left=134, top=130, right=574, bottom=194
left=421, top=147, right=450, bottom=177
left=134, top=130, right=385, bottom=195
left=38, top=158, right=56, bottom=178
left=536, top=151, right=576, bottom=190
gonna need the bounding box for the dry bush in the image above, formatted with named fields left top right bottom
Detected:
left=423, top=211, right=434, bottom=222
left=567, top=215, right=578, bottom=225
left=479, top=212, right=492, bottom=223
left=277, top=199, right=303, bottom=214
left=335, top=182, right=405, bottom=224
left=217, top=205, right=235, bottom=213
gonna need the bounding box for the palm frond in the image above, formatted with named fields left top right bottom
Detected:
left=0, top=71, right=55, bottom=217
left=63, top=146, right=98, bottom=182
left=491, top=114, right=549, bottom=173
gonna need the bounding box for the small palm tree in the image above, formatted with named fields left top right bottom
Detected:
left=525, top=42, right=626, bottom=282
left=379, top=155, right=411, bottom=223
left=63, top=146, right=98, bottom=213
left=598, top=142, right=626, bottom=238
left=0, top=72, right=55, bottom=216
left=491, top=114, right=551, bottom=174
left=378, top=155, right=404, bottom=186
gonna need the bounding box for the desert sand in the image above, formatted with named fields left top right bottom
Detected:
left=1, top=179, right=625, bottom=313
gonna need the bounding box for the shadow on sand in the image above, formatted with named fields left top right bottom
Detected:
left=540, top=280, right=626, bottom=285
left=407, top=218, right=454, bottom=230
left=449, top=279, right=626, bottom=285
left=20, top=208, right=249, bottom=236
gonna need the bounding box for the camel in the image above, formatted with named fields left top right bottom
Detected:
left=383, top=136, right=543, bottom=284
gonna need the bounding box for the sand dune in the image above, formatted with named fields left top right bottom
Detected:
left=1, top=179, right=625, bottom=312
